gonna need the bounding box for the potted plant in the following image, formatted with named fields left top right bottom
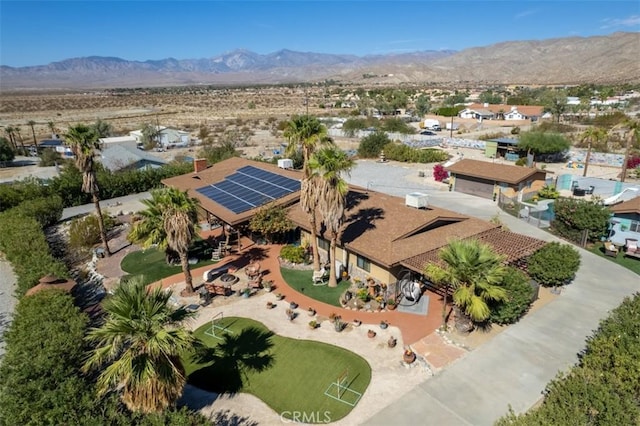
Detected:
left=380, top=320, right=389, bottom=330
left=352, top=319, right=362, bottom=327
left=263, top=280, right=273, bottom=292
left=308, top=307, right=316, bottom=316
left=275, top=292, right=284, bottom=301
left=266, top=301, right=274, bottom=309
left=387, top=298, right=397, bottom=310
left=289, top=301, right=298, bottom=310
left=367, top=329, right=376, bottom=338
left=388, top=336, right=397, bottom=348
left=242, top=287, right=251, bottom=298
left=403, top=349, right=416, bottom=364
left=308, top=320, right=317, bottom=330
left=333, top=316, right=344, bottom=332
left=285, top=309, right=295, bottom=321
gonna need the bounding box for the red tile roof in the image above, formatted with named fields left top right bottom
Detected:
left=446, top=159, right=545, bottom=184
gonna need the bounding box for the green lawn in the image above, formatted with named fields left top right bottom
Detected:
left=589, top=242, right=640, bottom=275
left=120, top=241, right=217, bottom=285
left=186, top=317, right=371, bottom=423
left=280, top=267, right=352, bottom=307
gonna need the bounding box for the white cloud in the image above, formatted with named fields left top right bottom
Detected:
left=601, top=15, right=640, bottom=29
left=515, top=9, right=537, bottom=19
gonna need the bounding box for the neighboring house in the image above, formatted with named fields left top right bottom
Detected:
left=163, top=157, right=545, bottom=286
left=458, top=108, right=495, bottom=120
left=38, top=139, right=73, bottom=157
left=464, top=103, right=545, bottom=122
left=99, top=136, right=138, bottom=150
left=608, top=196, right=640, bottom=246
left=129, top=126, right=191, bottom=148
left=98, top=145, right=168, bottom=172
left=446, top=159, right=547, bottom=199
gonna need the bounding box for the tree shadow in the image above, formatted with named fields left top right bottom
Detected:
left=341, top=207, right=385, bottom=244
left=189, top=326, right=275, bottom=394
left=211, top=409, right=260, bottom=426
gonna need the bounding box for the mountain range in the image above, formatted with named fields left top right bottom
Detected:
left=1, top=32, right=638, bottom=90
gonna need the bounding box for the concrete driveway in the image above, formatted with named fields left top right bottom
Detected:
left=347, top=160, right=640, bottom=425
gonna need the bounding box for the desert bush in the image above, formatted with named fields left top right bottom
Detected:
left=489, top=267, right=534, bottom=325
left=69, top=213, right=116, bottom=249
left=358, top=131, right=391, bottom=158
left=527, top=242, right=580, bottom=287
left=279, top=245, right=306, bottom=264
left=380, top=117, right=415, bottom=134
left=383, top=143, right=448, bottom=163
left=534, top=122, right=576, bottom=134
left=39, top=148, right=62, bottom=167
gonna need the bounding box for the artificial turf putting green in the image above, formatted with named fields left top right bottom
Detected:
left=120, top=245, right=217, bottom=286
left=186, top=317, right=371, bottom=423
left=280, top=267, right=351, bottom=307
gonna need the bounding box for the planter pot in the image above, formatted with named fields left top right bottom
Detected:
left=387, top=304, right=397, bottom=311
left=266, top=302, right=274, bottom=309
left=289, top=302, right=298, bottom=310
left=403, top=352, right=416, bottom=364
left=380, top=322, right=389, bottom=330
left=367, top=330, right=376, bottom=338
left=308, top=309, right=316, bottom=316
left=388, top=337, right=397, bottom=348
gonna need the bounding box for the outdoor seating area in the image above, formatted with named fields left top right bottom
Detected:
left=625, top=238, right=640, bottom=259
left=604, top=241, right=619, bottom=257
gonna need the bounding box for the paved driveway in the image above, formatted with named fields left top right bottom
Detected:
left=347, top=160, right=640, bottom=425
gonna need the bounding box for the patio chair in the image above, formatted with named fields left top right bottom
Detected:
left=603, top=241, right=618, bottom=257
left=312, top=268, right=329, bottom=286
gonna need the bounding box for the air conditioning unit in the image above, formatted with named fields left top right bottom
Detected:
left=405, top=192, right=429, bottom=209
left=278, top=159, right=293, bottom=169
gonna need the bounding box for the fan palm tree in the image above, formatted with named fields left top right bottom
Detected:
left=283, top=115, right=329, bottom=272
left=579, top=126, right=608, bottom=177
left=13, top=126, right=27, bottom=155
left=47, top=120, right=57, bottom=138
left=128, top=187, right=200, bottom=295
left=4, top=126, right=17, bottom=151
left=309, top=144, right=354, bottom=287
left=92, top=118, right=113, bottom=138
left=424, top=239, right=507, bottom=326
left=65, top=124, right=111, bottom=256
left=27, top=120, right=37, bottom=147
left=83, top=277, right=196, bottom=414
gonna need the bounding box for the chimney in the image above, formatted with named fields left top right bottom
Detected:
left=194, top=158, right=207, bottom=173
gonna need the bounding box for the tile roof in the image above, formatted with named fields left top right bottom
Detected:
left=446, top=159, right=545, bottom=184
left=609, top=195, right=640, bottom=214
left=400, top=228, right=547, bottom=273
left=287, top=186, right=500, bottom=268
left=467, top=103, right=544, bottom=117
left=162, top=157, right=302, bottom=227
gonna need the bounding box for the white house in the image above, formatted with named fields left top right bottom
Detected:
left=458, top=107, right=495, bottom=120
left=129, top=126, right=191, bottom=148
left=99, top=136, right=138, bottom=150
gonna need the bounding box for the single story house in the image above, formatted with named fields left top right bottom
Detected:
left=163, top=157, right=545, bottom=286
left=99, top=135, right=138, bottom=150
left=464, top=103, right=545, bottom=122
left=129, top=126, right=190, bottom=148
left=98, top=145, right=168, bottom=172
left=446, top=159, right=547, bottom=199
left=458, top=108, right=495, bottom=120
left=608, top=196, right=640, bottom=246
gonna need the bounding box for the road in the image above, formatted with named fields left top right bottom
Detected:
left=60, top=191, right=151, bottom=221
left=346, top=160, right=640, bottom=426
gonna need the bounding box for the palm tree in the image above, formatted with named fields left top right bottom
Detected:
left=579, top=126, right=607, bottom=177
left=65, top=124, right=111, bottom=256
left=424, top=239, right=507, bottom=327
left=92, top=118, right=113, bottom=138
left=128, top=187, right=200, bottom=295
left=4, top=126, right=17, bottom=151
left=13, top=126, right=27, bottom=155
left=27, top=120, right=37, bottom=147
left=284, top=115, right=329, bottom=272
left=83, top=277, right=196, bottom=414
left=309, top=144, right=354, bottom=287
left=611, top=119, right=639, bottom=182
left=47, top=121, right=57, bottom=139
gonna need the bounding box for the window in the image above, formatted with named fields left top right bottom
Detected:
left=318, top=238, right=329, bottom=251
left=630, top=220, right=640, bottom=233
left=357, top=256, right=370, bottom=272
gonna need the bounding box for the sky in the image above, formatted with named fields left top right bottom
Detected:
left=1, top=1, right=639, bottom=67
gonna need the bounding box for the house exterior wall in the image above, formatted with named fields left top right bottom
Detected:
left=505, top=111, right=526, bottom=120
left=609, top=212, right=640, bottom=246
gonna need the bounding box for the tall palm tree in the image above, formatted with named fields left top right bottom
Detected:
left=4, top=126, right=17, bottom=151
left=13, top=126, right=27, bottom=155
left=27, top=120, right=37, bottom=147
left=65, top=124, right=111, bottom=256
left=47, top=120, right=57, bottom=138
left=424, top=239, right=507, bottom=325
left=579, top=126, right=607, bottom=177
left=284, top=115, right=329, bottom=272
left=128, top=188, right=200, bottom=295
left=309, top=144, right=354, bottom=287
left=83, top=277, right=196, bottom=414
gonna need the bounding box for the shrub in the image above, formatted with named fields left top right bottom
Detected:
left=280, top=245, right=306, bottom=264
left=515, top=157, right=527, bottom=166
left=537, top=185, right=559, bottom=199
left=433, top=164, right=449, bottom=182
left=358, top=131, right=390, bottom=158
left=511, top=126, right=521, bottom=135
left=68, top=213, right=116, bottom=249
left=39, top=148, right=62, bottom=167
left=517, top=132, right=571, bottom=159
left=489, top=267, right=534, bottom=325
left=10, top=194, right=63, bottom=227
left=552, top=198, right=610, bottom=244
left=527, top=242, right=580, bottom=287
left=383, top=143, right=448, bottom=163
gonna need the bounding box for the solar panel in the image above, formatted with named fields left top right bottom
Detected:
left=196, top=165, right=300, bottom=214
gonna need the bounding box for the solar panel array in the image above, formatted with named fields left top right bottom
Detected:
left=196, top=165, right=300, bottom=214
